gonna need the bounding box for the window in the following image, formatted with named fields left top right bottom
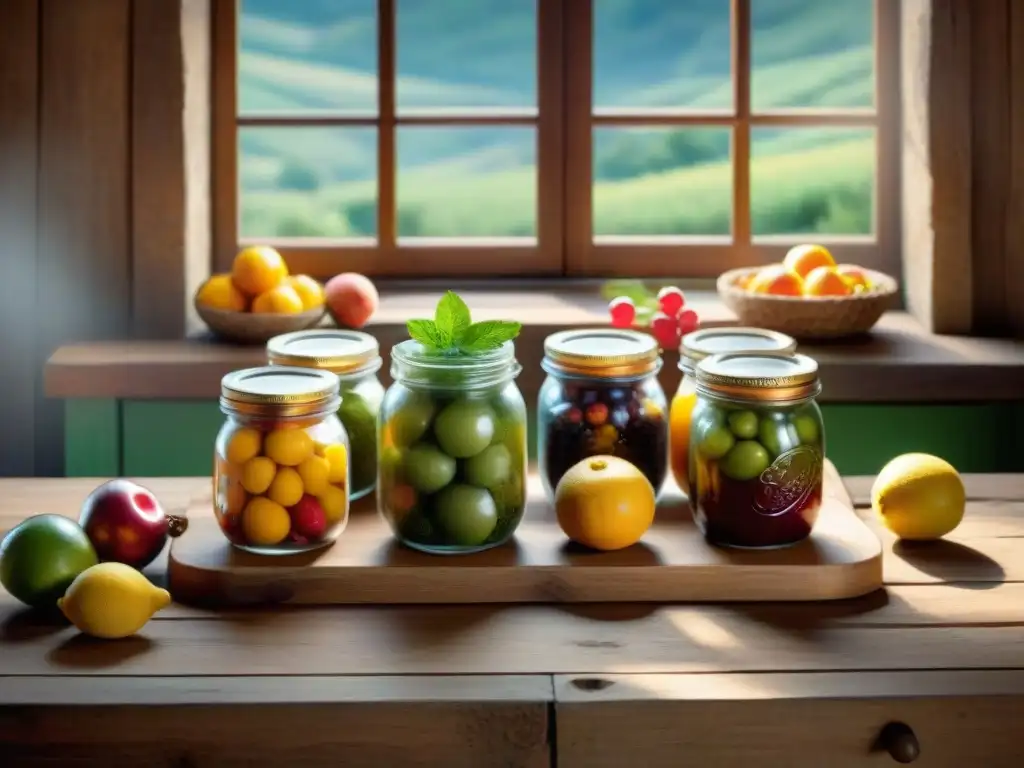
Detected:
left=213, top=0, right=899, bottom=279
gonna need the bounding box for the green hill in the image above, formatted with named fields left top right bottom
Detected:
left=235, top=0, right=878, bottom=243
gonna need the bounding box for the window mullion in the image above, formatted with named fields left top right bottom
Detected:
left=563, top=0, right=594, bottom=274
left=732, top=0, right=752, bottom=248
left=377, top=0, right=396, bottom=250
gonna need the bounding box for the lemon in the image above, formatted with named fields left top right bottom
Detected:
left=267, top=466, right=304, bottom=507
left=872, top=453, right=966, bottom=540
left=241, top=456, right=277, bottom=494
left=225, top=427, right=262, bottom=465
left=555, top=455, right=656, bottom=551
left=58, top=562, right=170, bottom=639
left=264, top=429, right=314, bottom=467
left=317, top=485, right=348, bottom=524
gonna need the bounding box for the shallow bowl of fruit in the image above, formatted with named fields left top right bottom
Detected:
left=717, top=245, right=899, bottom=339
left=194, top=246, right=329, bottom=344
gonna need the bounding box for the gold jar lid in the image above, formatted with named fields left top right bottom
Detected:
left=696, top=352, right=820, bottom=404
left=542, top=329, right=660, bottom=378
left=680, top=327, right=796, bottom=367
left=267, top=329, right=381, bottom=376
left=220, top=366, right=340, bottom=417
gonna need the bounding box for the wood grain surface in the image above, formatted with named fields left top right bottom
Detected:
left=167, top=462, right=882, bottom=606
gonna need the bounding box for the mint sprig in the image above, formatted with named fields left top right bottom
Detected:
left=406, top=290, right=521, bottom=355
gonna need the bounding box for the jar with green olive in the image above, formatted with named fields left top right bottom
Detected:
left=267, top=329, right=384, bottom=501
left=378, top=340, right=527, bottom=555
left=689, top=352, right=824, bottom=549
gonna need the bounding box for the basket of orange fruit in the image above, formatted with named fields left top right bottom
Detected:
left=717, top=244, right=899, bottom=339
left=194, top=246, right=327, bottom=343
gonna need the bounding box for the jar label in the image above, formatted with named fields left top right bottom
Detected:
left=754, top=445, right=822, bottom=517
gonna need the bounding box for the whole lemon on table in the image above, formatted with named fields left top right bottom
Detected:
left=872, top=453, right=966, bottom=540
left=58, top=562, right=171, bottom=639
left=555, top=455, right=656, bottom=551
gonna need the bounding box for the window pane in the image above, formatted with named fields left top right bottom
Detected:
left=238, top=0, right=377, bottom=115
left=593, top=127, right=732, bottom=236
left=396, top=0, right=536, bottom=111
left=751, top=0, right=874, bottom=111
left=397, top=127, right=536, bottom=237
left=593, top=0, right=732, bottom=111
left=750, top=127, right=874, bottom=237
left=239, top=127, right=378, bottom=238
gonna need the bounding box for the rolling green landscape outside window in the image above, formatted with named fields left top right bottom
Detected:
left=213, top=0, right=899, bottom=279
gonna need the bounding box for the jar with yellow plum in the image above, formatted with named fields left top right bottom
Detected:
left=689, top=352, right=824, bottom=549
left=214, top=366, right=350, bottom=554
left=669, top=328, right=795, bottom=496
left=378, top=340, right=528, bottom=555
left=267, top=329, right=384, bottom=501
left=538, top=329, right=668, bottom=501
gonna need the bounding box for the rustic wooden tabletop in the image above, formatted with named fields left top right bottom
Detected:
left=1, top=474, right=1022, bottom=767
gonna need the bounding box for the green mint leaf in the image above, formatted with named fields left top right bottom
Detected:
left=456, top=320, right=522, bottom=354
left=434, top=290, right=472, bottom=347
left=406, top=318, right=448, bottom=350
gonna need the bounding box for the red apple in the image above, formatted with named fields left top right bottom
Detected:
left=78, top=480, right=188, bottom=570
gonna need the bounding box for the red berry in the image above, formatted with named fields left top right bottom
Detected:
left=657, top=286, right=686, bottom=317
left=650, top=311, right=682, bottom=350
left=586, top=402, right=609, bottom=427
left=677, top=308, right=700, bottom=335
left=289, top=495, right=328, bottom=539
left=608, top=296, right=636, bottom=328
left=566, top=407, right=583, bottom=424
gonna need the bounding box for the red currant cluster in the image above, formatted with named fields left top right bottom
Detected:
left=607, top=285, right=700, bottom=351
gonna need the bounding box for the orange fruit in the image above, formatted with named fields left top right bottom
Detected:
left=288, top=275, right=325, bottom=310
left=554, top=455, right=656, bottom=551
left=251, top=284, right=305, bottom=314
left=783, top=244, right=835, bottom=279
left=803, top=266, right=854, bottom=297
left=749, top=265, right=804, bottom=297
left=835, top=264, right=871, bottom=291
left=232, top=246, right=288, bottom=296
left=195, top=274, right=246, bottom=312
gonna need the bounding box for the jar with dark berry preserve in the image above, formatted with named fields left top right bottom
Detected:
left=689, top=352, right=824, bottom=550
left=538, top=329, right=668, bottom=501
left=669, top=328, right=796, bottom=496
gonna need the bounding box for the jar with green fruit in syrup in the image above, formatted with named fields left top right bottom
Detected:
left=214, top=366, right=350, bottom=555
left=689, top=352, right=824, bottom=549
left=267, top=329, right=384, bottom=501
left=539, top=329, right=668, bottom=501
left=378, top=340, right=527, bottom=554
left=670, top=328, right=796, bottom=497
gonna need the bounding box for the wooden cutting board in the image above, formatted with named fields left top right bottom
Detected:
left=168, top=460, right=882, bottom=606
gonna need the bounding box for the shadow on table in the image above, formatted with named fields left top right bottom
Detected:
left=46, top=633, right=154, bottom=669
left=892, top=539, right=1006, bottom=589
left=0, top=606, right=67, bottom=643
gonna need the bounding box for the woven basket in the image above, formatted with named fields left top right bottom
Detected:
left=717, top=267, right=899, bottom=340
left=195, top=299, right=326, bottom=344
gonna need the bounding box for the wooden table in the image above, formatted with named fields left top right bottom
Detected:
left=1, top=475, right=1023, bottom=767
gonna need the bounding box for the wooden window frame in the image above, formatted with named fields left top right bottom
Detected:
left=213, top=0, right=900, bottom=280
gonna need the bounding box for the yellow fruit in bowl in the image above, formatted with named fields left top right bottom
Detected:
left=783, top=244, right=835, bottom=279
left=836, top=264, right=871, bottom=292
left=803, top=266, right=853, bottom=297
left=749, top=264, right=803, bottom=296
left=872, top=453, right=966, bottom=540
left=555, top=455, right=656, bottom=551
left=232, top=245, right=288, bottom=296
left=196, top=274, right=246, bottom=312
left=252, top=284, right=305, bottom=314
left=288, top=274, right=326, bottom=310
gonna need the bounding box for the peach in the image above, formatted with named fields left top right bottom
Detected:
left=803, top=266, right=853, bottom=297
left=749, top=265, right=804, bottom=297
left=324, top=272, right=379, bottom=328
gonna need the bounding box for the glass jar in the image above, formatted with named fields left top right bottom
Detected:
left=377, top=340, right=527, bottom=555
left=538, top=329, right=668, bottom=501
left=267, top=329, right=384, bottom=501
left=689, top=352, right=824, bottom=549
left=670, top=328, right=796, bottom=496
left=213, top=366, right=350, bottom=555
